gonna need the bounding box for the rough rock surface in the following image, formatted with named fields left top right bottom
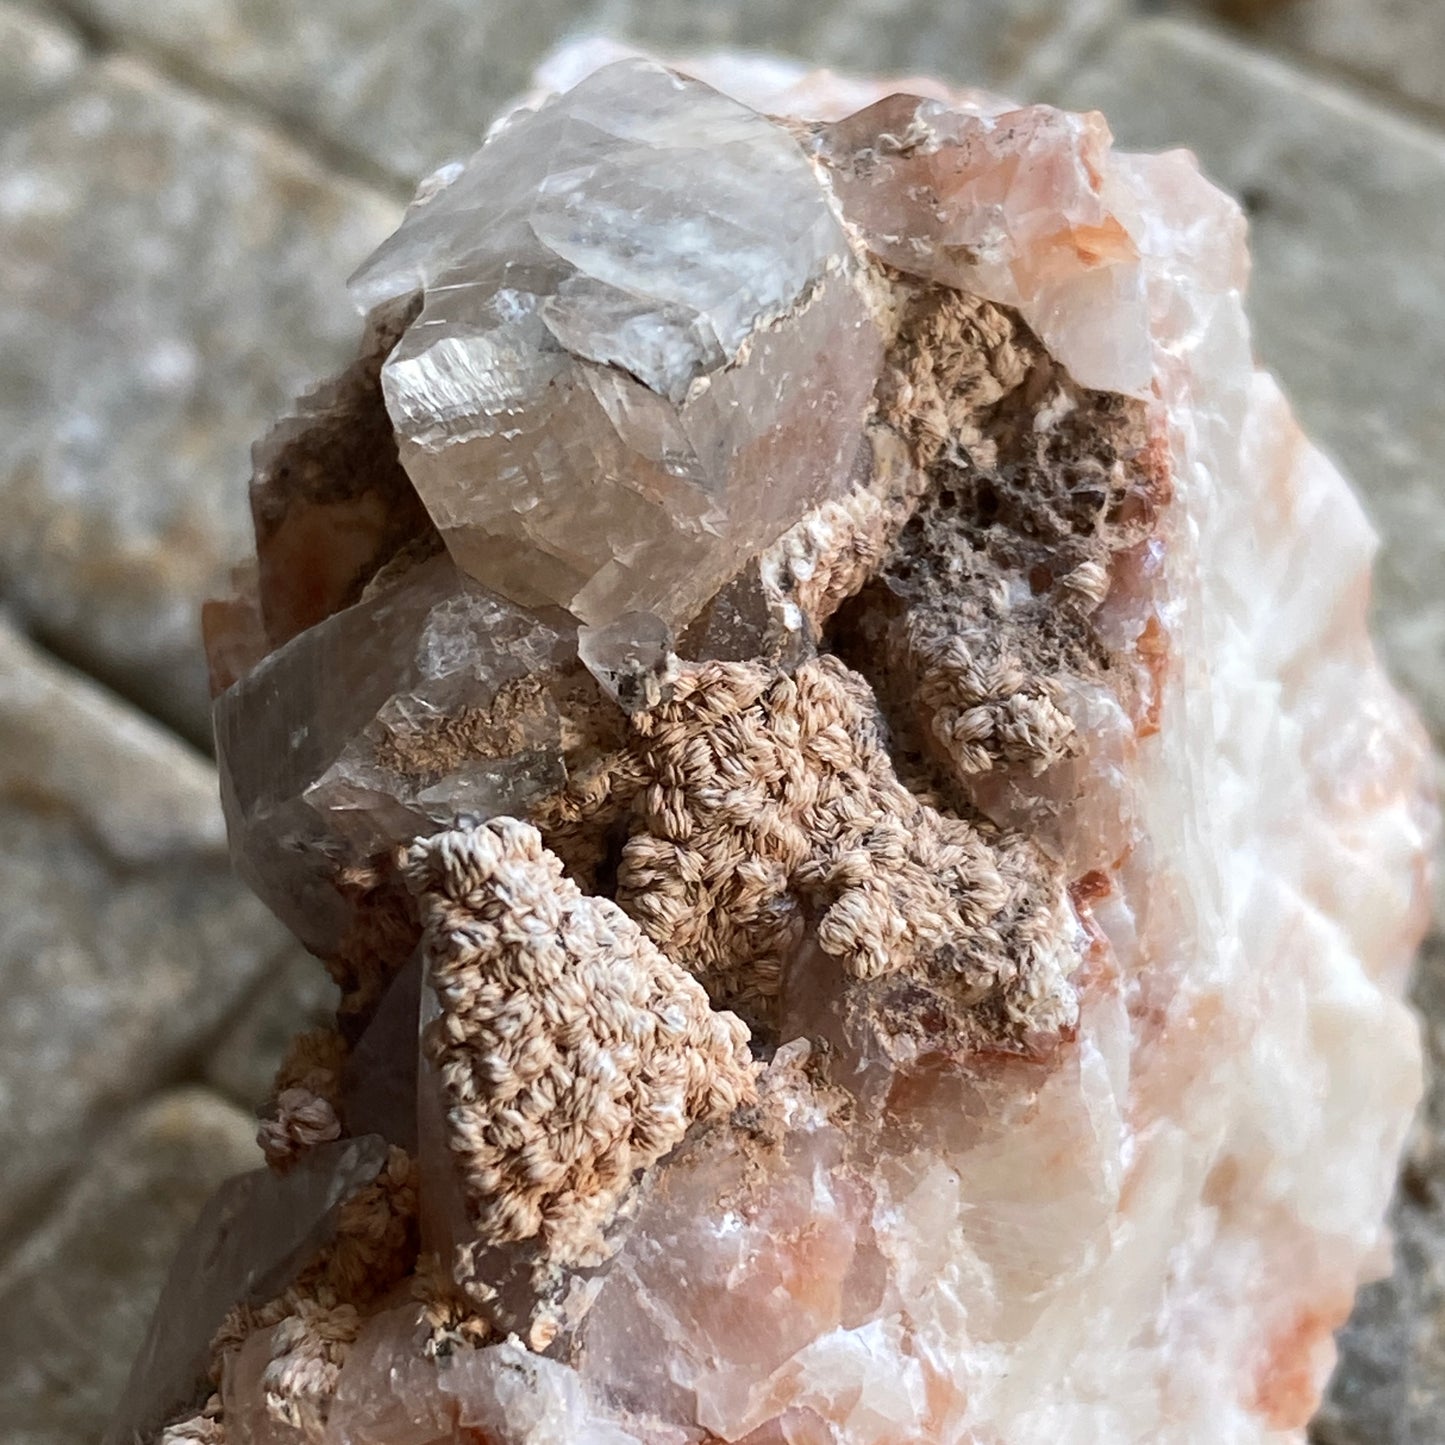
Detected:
left=0, top=1090, right=260, bottom=1445
left=1057, top=28, right=1445, bottom=1437
left=1059, top=17, right=1445, bottom=756
left=0, top=51, right=397, bottom=742
left=126, top=45, right=1433, bottom=1445
left=0, top=620, right=293, bottom=1238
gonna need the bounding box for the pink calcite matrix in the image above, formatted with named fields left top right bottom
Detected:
left=120, top=40, right=1434, bottom=1445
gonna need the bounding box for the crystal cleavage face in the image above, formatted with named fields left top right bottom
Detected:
left=358, top=62, right=881, bottom=634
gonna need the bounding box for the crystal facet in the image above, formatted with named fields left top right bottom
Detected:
left=214, top=553, right=584, bottom=955
left=355, top=60, right=883, bottom=634
left=106, top=1136, right=390, bottom=1445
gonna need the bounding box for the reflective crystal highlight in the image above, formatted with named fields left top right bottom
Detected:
left=354, top=60, right=883, bottom=632
left=214, top=554, right=577, bottom=954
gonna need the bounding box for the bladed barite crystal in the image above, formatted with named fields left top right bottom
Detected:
left=144, top=44, right=1434, bottom=1445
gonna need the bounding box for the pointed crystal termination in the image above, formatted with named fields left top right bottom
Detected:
left=104, top=1136, right=390, bottom=1445
left=577, top=613, right=678, bottom=711
left=351, top=59, right=885, bottom=636
left=812, top=93, right=1154, bottom=397
left=213, top=553, right=587, bottom=957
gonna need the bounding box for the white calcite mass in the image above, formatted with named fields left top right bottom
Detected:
left=124, top=43, right=1433, bottom=1445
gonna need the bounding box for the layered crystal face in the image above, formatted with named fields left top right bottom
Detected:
left=213, top=554, right=582, bottom=956
left=150, top=47, right=1437, bottom=1445
left=355, top=60, right=883, bottom=633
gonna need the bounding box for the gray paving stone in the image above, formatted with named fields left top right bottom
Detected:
left=1310, top=923, right=1445, bottom=1445
left=207, top=946, right=338, bottom=1111
left=0, top=1088, right=260, bottom=1445
left=0, top=53, right=399, bottom=744
left=0, top=4, right=84, bottom=138
left=56, top=0, right=1122, bottom=185
left=1183, top=0, right=1445, bottom=120
left=596, top=0, right=1124, bottom=112
left=0, top=621, right=290, bottom=1237
left=1057, top=18, right=1445, bottom=749
left=1060, top=21, right=1445, bottom=1442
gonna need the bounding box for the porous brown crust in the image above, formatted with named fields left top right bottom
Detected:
left=257, top=1028, right=347, bottom=1168
left=619, top=656, right=1078, bottom=1054
left=401, top=820, right=759, bottom=1284
left=834, top=281, right=1169, bottom=805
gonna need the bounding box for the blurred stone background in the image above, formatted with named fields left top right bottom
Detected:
left=0, top=0, right=1442, bottom=1439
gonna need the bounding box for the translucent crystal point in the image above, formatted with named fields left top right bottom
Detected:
left=106, top=1137, right=390, bottom=1445
left=352, top=60, right=883, bottom=632
left=214, top=554, right=576, bottom=954
left=577, top=613, right=677, bottom=710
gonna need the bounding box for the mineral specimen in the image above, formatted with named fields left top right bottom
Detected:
left=123, top=43, right=1434, bottom=1445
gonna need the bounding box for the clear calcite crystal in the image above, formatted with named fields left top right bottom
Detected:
left=152, top=43, right=1436, bottom=1445
left=214, top=553, right=595, bottom=956
left=354, top=60, right=883, bottom=636
left=576, top=613, right=679, bottom=712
